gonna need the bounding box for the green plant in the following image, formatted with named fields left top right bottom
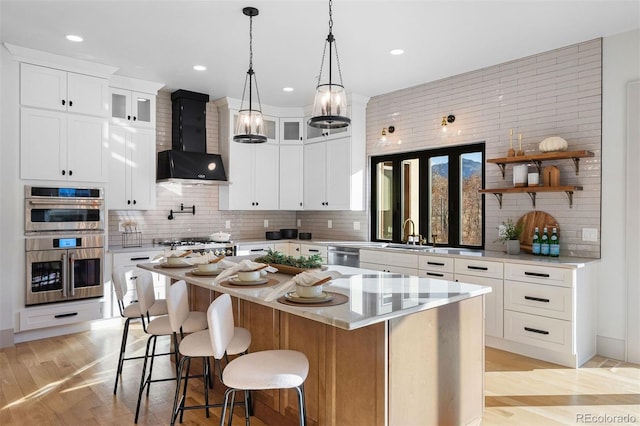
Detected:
left=254, top=248, right=323, bottom=269
left=495, top=219, right=523, bottom=243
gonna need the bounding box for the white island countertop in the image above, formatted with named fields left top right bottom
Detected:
left=138, top=261, right=491, bottom=331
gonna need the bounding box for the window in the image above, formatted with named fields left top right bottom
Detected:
left=371, top=142, right=485, bottom=248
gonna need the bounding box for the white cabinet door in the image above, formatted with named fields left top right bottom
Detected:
left=279, top=145, right=304, bottom=210
left=303, top=142, right=327, bottom=209
left=129, top=128, right=156, bottom=209
left=253, top=143, right=279, bottom=210
left=108, top=125, right=128, bottom=208
left=20, top=108, right=67, bottom=180
left=67, top=72, right=108, bottom=117
left=456, top=273, right=504, bottom=338
left=20, top=64, right=67, bottom=112
left=280, top=118, right=304, bottom=144
left=325, top=137, right=351, bottom=210
left=20, top=63, right=107, bottom=116
left=67, top=114, right=108, bottom=182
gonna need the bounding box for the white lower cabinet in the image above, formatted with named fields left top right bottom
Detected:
left=274, top=242, right=301, bottom=257
left=236, top=243, right=275, bottom=256
left=456, top=273, right=504, bottom=338
left=300, top=244, right=328, bottom=264
left=110, top=250, right=167, bottom=318
left=359, top=249, right=418, bottom=275
left=418, top=255, right=455, bottom=281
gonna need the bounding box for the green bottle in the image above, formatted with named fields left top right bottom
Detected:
left=532, top=227, right=541, bottom=255
left=550, top=227, right=560, bottom=257
left=540, top=227, right=550, bottom=256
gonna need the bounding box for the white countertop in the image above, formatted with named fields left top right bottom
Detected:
left=137, top=261, right=491, bottom=331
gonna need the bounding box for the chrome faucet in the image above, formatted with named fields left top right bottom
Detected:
left=402, top=219, right=416, bottom=244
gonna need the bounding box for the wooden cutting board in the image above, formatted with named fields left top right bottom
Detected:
left=516, top=211, right=560, bottom=253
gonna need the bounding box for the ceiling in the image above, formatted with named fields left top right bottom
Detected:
left=2, top=1, right=639, bottom=108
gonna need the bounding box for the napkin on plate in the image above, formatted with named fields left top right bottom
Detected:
left=213, top=259, right=278, bottom=284
left=264, top=270, right=342, bottom=302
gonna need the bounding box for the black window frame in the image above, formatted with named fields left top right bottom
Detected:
left=370, top=142, right=486, bottom=249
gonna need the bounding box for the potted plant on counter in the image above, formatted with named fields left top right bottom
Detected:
left=496, top=219, right=523, bottom=255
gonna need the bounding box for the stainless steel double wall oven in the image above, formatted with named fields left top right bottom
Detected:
left=24, top=186, right=105, bottom=306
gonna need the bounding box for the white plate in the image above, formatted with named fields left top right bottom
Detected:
left=284, top=291, right=333, bottom=304
left=189, top=268, right=223, bottom=276
left=227, top=277, right=269, bottom=286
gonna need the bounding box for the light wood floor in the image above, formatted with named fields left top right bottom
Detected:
left=1, top=320, right=639, bottom=425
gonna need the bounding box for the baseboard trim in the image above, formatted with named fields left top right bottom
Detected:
left=596, top=335, right=626, bottom=361
left=0, top=328, right=15, bottom=348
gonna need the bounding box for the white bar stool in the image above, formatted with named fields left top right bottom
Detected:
left=210, top=294, right=308, bottom=426
left=134, top=271, right=177, bottom=424
left=169, top=284, right=251, bottom=425
left=112, top=265, right=167, bottom=394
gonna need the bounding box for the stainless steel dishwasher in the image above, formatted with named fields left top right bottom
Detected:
left=327, top=246, right=360, bottom=267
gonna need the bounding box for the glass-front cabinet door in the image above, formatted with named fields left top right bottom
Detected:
left=280, top=118, right=304, bottom=144
left=110, top=88, right=155, bottom=128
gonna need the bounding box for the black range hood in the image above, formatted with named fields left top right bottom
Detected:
left=157, top=89, right=227, bottom=183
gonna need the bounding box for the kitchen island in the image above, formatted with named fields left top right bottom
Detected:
left=138, top=261, right=491, bottom=426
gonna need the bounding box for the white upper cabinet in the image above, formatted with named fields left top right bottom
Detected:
left=279, top=145, right=304, bottom=210
left=20, top=63, right=108, bottom=117
left=304, top=137, right=351, bottom=210
left=107, top=126, right=156, bottom=210
left=21, top=107, right=108, bottom=182
left=110, top=88, right=155, bottom=128
left=280, top=118, right=304, bottom=144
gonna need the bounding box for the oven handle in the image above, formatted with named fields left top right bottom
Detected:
left=62, top=252, right=68, bottom=298
left=28, top=199, right=104, bottom=206
left=69, top=253, right=75, bottom=297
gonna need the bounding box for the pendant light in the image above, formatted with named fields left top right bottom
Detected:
left=308, top=0, right=350, bottom=129
left=234, top=7, right=266, bottom=143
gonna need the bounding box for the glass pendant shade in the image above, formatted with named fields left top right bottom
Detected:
left=309, top=83, right=350, bottom=129
left=308, top=0, right=350, bottom=129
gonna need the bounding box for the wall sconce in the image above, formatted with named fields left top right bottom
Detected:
left=380, top=125, right=395, bottom=142
left=441, top=114, right=455, bottom=131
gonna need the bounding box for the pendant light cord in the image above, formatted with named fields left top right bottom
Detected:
left=240, top=10, right=262, bottom=114
left=315, top=0, right=344, bottom=88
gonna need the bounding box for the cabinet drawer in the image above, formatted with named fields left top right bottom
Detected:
left=112, top=251, right=162, bottom=267
left=19, top=300, right=103, bottom=331
left=504, top=263, right=573, bottom=287
left=504, top=280, right=573, bottom=320
left=504, top=310, right=573, bottom=354
left=455, top=258, right=503, bottom=279
left=359, top=262, right=417, bottom=276
left=418, top=255, right=454, bottom=273
left=360, top=250, right=418, bottom=269
left=419, top=270, right=454, bottom=281
left=300, top=244, right=328, bottom=258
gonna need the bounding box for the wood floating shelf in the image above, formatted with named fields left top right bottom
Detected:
left=478, top=186, right=583, bottom=209
left=487, top=150, right=594, bottom=178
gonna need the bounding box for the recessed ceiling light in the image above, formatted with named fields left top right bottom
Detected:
left=283, top=87, right=294, bottom=92
left=390, top=49, right=404, bottom=56
left=193, top=65, right=207, bottom=71
left=66, top=35, right=83, bottom=42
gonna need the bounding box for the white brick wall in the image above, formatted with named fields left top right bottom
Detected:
left=365, top=39, right=602, bottom=258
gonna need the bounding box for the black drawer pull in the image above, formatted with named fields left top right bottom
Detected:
left=426, top=272, right=444, bottom=277
left=54, top=312, right=78, bottom=319
left=427, top=261, right=445, bottom=266
left=524, top=326, right=549, bottom=335
left=467, top=265, right=488, bottom=271
left=525, top=271, right=550, bottom=278
left=524, top=296, right=550, bottom=303
left=250, top=248, right=265, bottom=252
left=308, top=249, right=320, bottom=252
left=130, top=256, right=150, bottom=261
